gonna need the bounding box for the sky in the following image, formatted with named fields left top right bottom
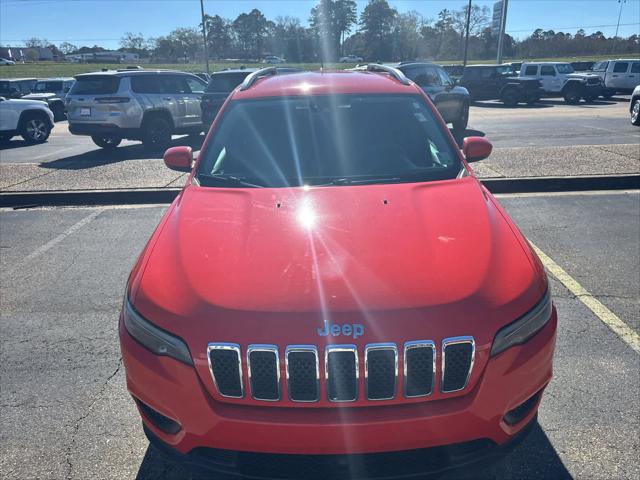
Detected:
left=1, top=0, right=639, bottom=49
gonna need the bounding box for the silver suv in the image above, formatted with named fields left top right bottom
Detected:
left=66, top=70, right=207, bottom=150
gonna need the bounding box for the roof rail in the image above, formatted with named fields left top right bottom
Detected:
left=363, top=64, right=410, bottom=85
left=239, top=67, right=279, bottom=91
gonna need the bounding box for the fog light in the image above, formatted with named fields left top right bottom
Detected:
left=134, top=397, right=181, bottom=434
left=503, top=390, right=542, bottom=426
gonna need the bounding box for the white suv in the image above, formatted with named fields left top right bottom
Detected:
left=0, top=97, right=54, bottom=143
left=66, top=70, right=207, bottom=150
left=520, top=62, right=603, bottom=104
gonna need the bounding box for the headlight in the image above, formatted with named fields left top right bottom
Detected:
left=490, top=289, right=553, bottom=357
left=123, top=298, right=193, bottom=365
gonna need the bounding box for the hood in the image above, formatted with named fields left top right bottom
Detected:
left=134, top=176, right=543, bottom=319
left=567, top=72, right=600, bottom=80
left=22, top=93, right=55, bottom=100
left=5, top=98, right=50, bottom=107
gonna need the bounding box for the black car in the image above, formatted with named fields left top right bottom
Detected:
left=201, top=67, right=303, bottom=127
left=458, top=65, right=542, bottom=106
left=201, top=69, right=256, bottom=126
left=397, top=62, right=471, bottom=131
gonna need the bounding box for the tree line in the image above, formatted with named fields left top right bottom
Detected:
left=26, top=0, right=640, bottom=62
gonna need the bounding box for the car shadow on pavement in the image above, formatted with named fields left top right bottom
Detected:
left=38, top=134, right=205, bottom=170
left=471, top=101, right=553, bottom=110
left=134, top=422, right=572, bottom=480
left=0, top=139, right=43, bottom=151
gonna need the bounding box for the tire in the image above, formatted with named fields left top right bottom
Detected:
left=583, top=95, right=596, bottom=103
left=20, top=113, right=51, bottom=144
left=452, top=102, right=469, bottom=131
left=602, top=90, right=614, bottom=99
left=563, top=86, right=582, bottom=104
left=51, top=103, right=66, bottom=122
left=142, top=115, right=172, bottom=151
left=501, top=89, right=519, bottom=107
left=631, top=99, right=640, bottom=126
left=91, top=135, right=122, bottom=149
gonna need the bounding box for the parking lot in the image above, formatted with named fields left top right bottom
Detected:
left=1, top=190, right=638, bottom=479
left=1, top=96, right=639, bottom=193
left=1, top=86, right=639, bottom=480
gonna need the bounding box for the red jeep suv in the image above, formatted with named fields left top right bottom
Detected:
left=120, top=66, right=557, bottom=478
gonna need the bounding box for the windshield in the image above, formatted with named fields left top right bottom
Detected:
left=34, top=81, right=63, bottom=92
left=197, top=94, right=461, bottom=188
left=556, top=64, right=574, bottom=74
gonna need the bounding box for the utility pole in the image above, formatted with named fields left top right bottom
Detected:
left=496, top=0, right=509, bottom=64
left=200, top=0, right=210, bottom=74
left=463, top=0, right=472, bottom=66
left=611, top=0, right=626, bottom=54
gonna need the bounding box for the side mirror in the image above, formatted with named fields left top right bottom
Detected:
left=463, top=136, right=492, bottom=162
left=163, top=146, right=193, bottom=172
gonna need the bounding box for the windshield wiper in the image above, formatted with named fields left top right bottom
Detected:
left=311, top=176, right=402, bottom=187
left=198, top=174, right=265, bottom=188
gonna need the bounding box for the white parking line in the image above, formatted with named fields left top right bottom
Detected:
left=4, top=210, right=102, bottom=276
left=531, top=241, right=640, bottom=355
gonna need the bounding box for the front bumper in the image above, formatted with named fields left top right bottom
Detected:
left=120, top=308, right=557, bottom=460
left=144, top=414, right=538, bottom=479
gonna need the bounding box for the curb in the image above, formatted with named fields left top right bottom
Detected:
left=1, top=175, right=639, bottom=208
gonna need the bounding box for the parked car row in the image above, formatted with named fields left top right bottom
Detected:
left=0, top=76, right=74, bottom=120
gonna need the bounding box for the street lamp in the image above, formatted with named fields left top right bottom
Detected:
left=200, top=0, right=210, bottom=74
left=611, top=0, right=627, bottom=54
left=463, top=0, right=472, bottom=66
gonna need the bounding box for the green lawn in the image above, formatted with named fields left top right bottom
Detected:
left=0, top=55, right=630, bottom=79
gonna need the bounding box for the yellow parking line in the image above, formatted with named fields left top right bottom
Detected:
left=530, top=242, right=640, bottom=355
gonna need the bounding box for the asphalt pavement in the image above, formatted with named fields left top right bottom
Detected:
left=1, top=96, right=638, bottom=192
left=1, top=191, right=638, bottom=480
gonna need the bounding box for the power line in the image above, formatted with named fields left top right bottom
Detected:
left=507, top=22, right=640, bottom=33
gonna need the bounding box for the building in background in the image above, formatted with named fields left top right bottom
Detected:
left=0, top=46, right=55, bottom=62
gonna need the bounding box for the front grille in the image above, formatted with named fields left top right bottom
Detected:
left=207, top=338, right=475, bottom=403
left=247, top=345, right=280, bottom=401
left=326, top=345, right=358, bottom=402
left=441, top=337, right=475, bottom=393
left=286, top=346, right=319, bottom=402
left=404, top=341, right=435, bottom=397
left=208, top=344, right=243, bottom=398
left=365, top=344, right=397, bottom=400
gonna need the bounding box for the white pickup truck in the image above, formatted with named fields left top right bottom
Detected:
left=591, top=59, right=640, bottom=97
left=519, top=62, right=604, bottom=104
left=0, top=97, right=54, bottom=143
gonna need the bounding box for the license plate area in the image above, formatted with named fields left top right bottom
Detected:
left=80, top=107, right=91, bottom=116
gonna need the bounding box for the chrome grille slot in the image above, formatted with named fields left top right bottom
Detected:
left=208, top=343, right=243, bottom=398
left=441, top=337, right=475, bottom=393
left=247, top=345, right=280, bottom=401
left=286, top=346, right=319, bottom=402
left=326, top=345, right=358, bottom=402
left=404, top=341, right=435, bottom=397
left=365, top=344, right=397, bottom=400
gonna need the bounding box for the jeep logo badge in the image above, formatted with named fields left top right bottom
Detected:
left=317, top=320, right=364, bottom=339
